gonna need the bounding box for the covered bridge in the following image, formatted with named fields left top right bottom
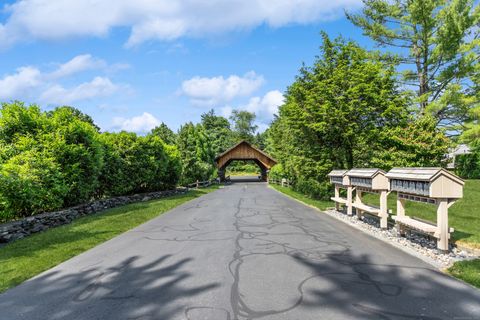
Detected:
left=215, top=141, right=277, bottom=182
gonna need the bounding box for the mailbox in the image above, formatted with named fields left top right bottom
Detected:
left=347, top=169, right=389, bottom=229
left=385, top=168, right=464, bottom=251
left=328, top=169, right=353, bottom=215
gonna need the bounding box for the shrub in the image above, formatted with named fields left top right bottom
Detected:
left=177, top=123, right=215, bottom=185
left=0, top=150, right=68, bottom=221
left=456, top=152, right=480, bottom=179
left=98, top=132, right=182, bottom=197
left=269, top=163, right=286, bottom=180
left=0, top=102, right=184, bottom=221
left=44, top=107, right=104, bottom=206
left=293, top=178, right=330, bottom=199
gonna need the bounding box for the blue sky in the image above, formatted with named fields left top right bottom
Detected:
left=0, top=0, right=370, bottom=133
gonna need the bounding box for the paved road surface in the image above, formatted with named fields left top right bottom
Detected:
left=1, top=182, right=480, bottom=319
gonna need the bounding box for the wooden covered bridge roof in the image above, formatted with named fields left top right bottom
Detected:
left=215, top=141, right=277, bottom=169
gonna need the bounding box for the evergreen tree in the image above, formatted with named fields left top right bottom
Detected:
left=347, top=0, right=479, bottom=129
left=150, top=122, right=176, bottom=145
left=268, top=34, right=412, bottom=198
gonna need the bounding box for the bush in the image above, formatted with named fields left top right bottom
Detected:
left=293, top=178, right=330, bottom=199
left=98, top=132, right=182, bottom=197
left=45, top=107, right=104, bottom=206
left=0, top=102, right=182, bottom=221
left=0, top=151, right=68, bottom=221
left=456, top=152, right=480, bottom=179
left=269, top=163, right=286, bottom=180
left=177, top=123, right=215, bottom=185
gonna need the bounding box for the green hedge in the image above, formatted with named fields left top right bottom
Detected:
left=0, top=102, right=182, bottom=222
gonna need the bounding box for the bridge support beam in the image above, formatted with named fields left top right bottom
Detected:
left=260, top=167, right=267, bottom=181
left=218, top=168, right=226, bottom=182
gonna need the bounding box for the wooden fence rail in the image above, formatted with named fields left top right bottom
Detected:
left=182, top=175, right=232, bottom=190
left=268, top=178, right=291, bottom=187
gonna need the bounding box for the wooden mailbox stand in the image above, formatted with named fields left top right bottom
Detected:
left=386, top=168, right=464, bottom=252
left=347, top=169, right=389, bottom=229
left=328, top=170, right=353, bottom=216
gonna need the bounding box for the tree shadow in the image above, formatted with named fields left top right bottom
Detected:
left=0, top=254, right=220, bottom=319
left=451, top=230, right=475, bottom=243
left=289, top=250, right=480, bottom=319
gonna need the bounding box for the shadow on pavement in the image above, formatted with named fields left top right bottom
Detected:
left=229, top=176, right=262, bottom=183
left=0, top=255, right=220, bottom=319
left=288, top=251, right=480, bottom=319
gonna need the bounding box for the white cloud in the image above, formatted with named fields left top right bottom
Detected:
left=181, top=71, right=264, bottom=105
left=48, top=54, right=106, bottom=79
left=0, top=0, right=362, bottom=48
left=40, top=77, right=119, bottom=105
left=0, top=66, right=41, bottom=100
left=221, top=105, right=233, bottom=119
left=112, top=112, right=160, bottom=133
left=243, top=90, right=284, bottom=119
left=221, top=90, right=284, bottom=131
left=0, top=55, right=128, bottom=104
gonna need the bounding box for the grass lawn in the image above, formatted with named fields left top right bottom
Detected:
left=448, top=259, right=480, bottom=289
left=0, top=186, right=219, bottom=293
left=270, top=184, right=333, bottom=210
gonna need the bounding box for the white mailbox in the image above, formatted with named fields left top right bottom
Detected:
left=328, top=169, right=353, bottom=215
left=347, top=168, right=389, bottom=229
left=386, top=167, right=464, bottom=251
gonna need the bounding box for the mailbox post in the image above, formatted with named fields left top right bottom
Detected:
left=328, top=170, right=353, bottom=216
left=386, top=168, right=464, bottom=252
left=347, top=169, right=389, bottom=229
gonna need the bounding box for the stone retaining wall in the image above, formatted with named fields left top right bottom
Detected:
left=0, top=188, right=188, bottom=244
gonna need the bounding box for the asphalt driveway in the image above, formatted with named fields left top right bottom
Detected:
left=1, top=182, right=479, bottom=319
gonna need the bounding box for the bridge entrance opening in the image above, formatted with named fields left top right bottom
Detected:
left=215, top=141, right=277, bottom=182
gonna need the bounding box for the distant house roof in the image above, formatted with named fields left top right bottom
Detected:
left=448, top=144, right=471, bottom=157
left=446, top=144, right=472, bottom=169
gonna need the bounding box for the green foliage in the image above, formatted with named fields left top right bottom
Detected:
left=267, top=34, right=410, bottom=199
left=370, top=116, right=450, bottom=169
left=293, top=178, right=330, bottom=199
left=47, top=106, right=100, bottom=131
left=347, top=0, right=480, bottom=130
left=230, top=110, right=258, bottom=143
left=177, top=122, right=216, bottom=184
left=0, top=102, right=182, bottom=221
left=455, top=152, right=480, bottom=179
left=45, top=107, right=104, bottom=206
left=268, top=163, right=286, bottom=180
left=150, top=122, right=177, bottom=145
left=98, top=132, right=182, bottom=197
left=226, top=160, right=259, bottom=174
left=0, top=150, right=68, bottom=220
left=461, top=104, right=480, bottom=147
left=0, top=101, right=45, bottom=143
left=201, top=109, right=235, bottom=155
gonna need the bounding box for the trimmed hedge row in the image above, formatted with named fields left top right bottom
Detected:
left=0, top=102, right=182, bottom=222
